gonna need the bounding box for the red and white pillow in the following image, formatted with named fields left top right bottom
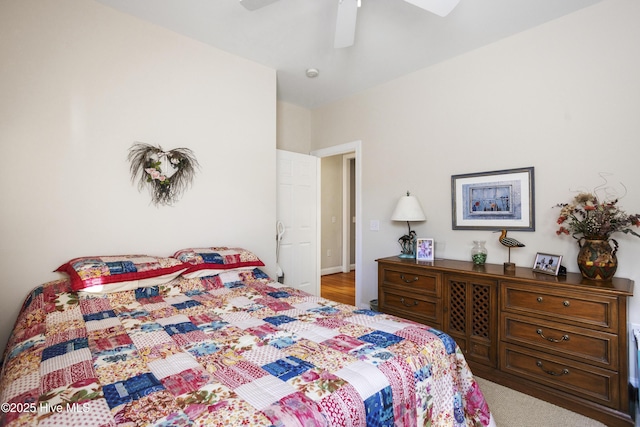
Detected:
left=56, top=255, right=188, bottom=293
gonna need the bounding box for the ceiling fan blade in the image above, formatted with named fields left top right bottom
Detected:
left=239, top=0, right=279, bottom=11
left=402, top=0, right=460, bottom=17
left=334, top=0, right=359, bottom=49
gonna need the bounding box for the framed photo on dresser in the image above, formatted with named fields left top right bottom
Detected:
left=532, top=252, right=562, bottom=275
left=416, top=238, right=434, bottom=261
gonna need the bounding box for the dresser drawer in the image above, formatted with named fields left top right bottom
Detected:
left=380, top=266, right=441, bottom=296
left=501, top=313, right=618, bottom=369
left=379, top=287, right=440, bottom=326
left=501, top=343, right=619, bottom=408
left=501, top=282, right=617, bottom=331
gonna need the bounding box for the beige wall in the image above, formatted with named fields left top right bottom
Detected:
left=320, top=155, right=343, bottom=272
left=276, top=101, right=311, bottom=154
left=309, top=0, right=640, bottom=323
left=0, top=0, right=276, bottom=354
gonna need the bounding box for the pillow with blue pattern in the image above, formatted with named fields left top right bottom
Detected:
left=172, top=247, right=264, bottom=278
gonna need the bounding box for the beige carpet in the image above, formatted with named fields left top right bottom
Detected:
left=475, top=377, right=607, bottom=427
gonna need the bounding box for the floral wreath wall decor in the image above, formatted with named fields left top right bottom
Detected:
left=128, top=142, right=199, bottom=206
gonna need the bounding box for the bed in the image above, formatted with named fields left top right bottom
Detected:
left=0, top=248, right=495, bottom=426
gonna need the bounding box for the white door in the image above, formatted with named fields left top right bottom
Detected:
left=276, top=150, right=319, bottom=295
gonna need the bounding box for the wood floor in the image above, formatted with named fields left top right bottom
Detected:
left=320, top=271, right=355, bottom=305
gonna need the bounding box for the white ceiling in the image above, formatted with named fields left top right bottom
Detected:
left=94, top=0, right=602, bottom=109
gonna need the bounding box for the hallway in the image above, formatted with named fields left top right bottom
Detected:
left=320, top=271, right=355, bottom=305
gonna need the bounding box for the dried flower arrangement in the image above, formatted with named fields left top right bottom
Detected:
left=555, top=193, right=640, bottom=241
left=128, top=142, right=199, bottom=206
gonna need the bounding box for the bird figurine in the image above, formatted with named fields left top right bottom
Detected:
left=495, top=229, right=525, bottom=269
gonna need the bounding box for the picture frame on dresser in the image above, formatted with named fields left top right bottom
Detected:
left=451, top=166, right=535, bottom=231
left=532, top=252, right=563, bottom=275
left=416, top=238, right=434, bottom=261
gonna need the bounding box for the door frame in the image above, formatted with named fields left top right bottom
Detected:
left=343, top=152, right=355, bottom=273
left=310, top=140, right=363, bottom=307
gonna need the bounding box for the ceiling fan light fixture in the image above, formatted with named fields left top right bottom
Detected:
left=403, top=0, right=460, bottom=17
left=306, top=68, right=319, bottom=78
left=239, top=0, right=279, bottom=11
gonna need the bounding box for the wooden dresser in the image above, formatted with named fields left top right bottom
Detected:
left=376, top=256, right=634, bottom=427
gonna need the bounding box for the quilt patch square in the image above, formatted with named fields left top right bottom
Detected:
left=0, top=372, right=39, bottom=403
left=297, top=326, right=340, bottom=343
left=234, top=375, right=297, bottom=411
left=45, top=328, right=87, bottom=347
left=79, top=298, right=112, bottom=315
left=245, top=323, right=279, bottom=338
left=262, top=299, right=293, bottom=311
left=161, top=367, right=210, bottom=396
left=84, top=317, right=122, bottom=332
left=172, top=299, right=202, bottom=310
left=103, top=372, right=165, bottom=408
left=171, top=330, right=209, bottom=347
left=135, top=287, right=161, bottom=300
left=359, top=331, right=404, bottom=348
left=241, top=345, right=286, bottom=366
left=429, top=328, right=457, bottom=355
left=211, top=360, right=268, bottom=390
left=102, top=382, right=131, bottom=408
left=262, top=356, right=315, bottom=382
left=12, top=323, right=46, bottom=345
left=90, top=333, right=133, bottom=353
left=36, top=397, right=114, bottom=427
left=364, top=385, right=395, bottom=427
left=163, top=321, right=198, bottom=336
left=335, top=361, right=390, bottom=400
left=147, top=352, right=201, bottom=380
left=309, top=306, right=340, bottom=315
left=263, top=392, right=328, bottom=426
left=40, top=360, right=94, bottom=391
left=323, top=334, right=365, bottom=353
left=129, top=330, right=173, bottom=349
left=263, top=315, right=297, bottom=327
left=45, top=306, right=83, bottom=327
left=155, top=314, right=191, bottom=326
left=186, top=341, right=220, bottom=358
left=41, top=338, right=89, bottom=362
left=318, top=383, right=366, bottom=426
left=267, top=291, right=291, bottom=299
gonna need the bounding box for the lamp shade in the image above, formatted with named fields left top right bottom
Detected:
left=391, top=193, right=426, bottom=222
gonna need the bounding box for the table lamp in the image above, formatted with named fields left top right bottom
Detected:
left=391, top=191, right=426, bottom=258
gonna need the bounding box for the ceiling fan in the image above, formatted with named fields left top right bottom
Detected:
left=335, top=0, right=460, bottom=48
left=239, top=0, right=460, bottom=48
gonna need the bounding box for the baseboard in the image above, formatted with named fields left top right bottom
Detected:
left=321, top=266, right=354, bottom=276
left=321, top=266, right=343, bottom=276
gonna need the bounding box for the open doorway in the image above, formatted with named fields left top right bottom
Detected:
left=319, top=153, right=355, bottom=305
left=311, top=141, right=362, bottom=308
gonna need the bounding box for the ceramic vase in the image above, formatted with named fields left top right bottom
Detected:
left=577, top=238, right=618, bottom=281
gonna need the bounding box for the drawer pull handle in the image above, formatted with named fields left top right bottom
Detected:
left=563, top=300, right=570, bottom=307
left=536, top=361, right=569, bottom=377
left=400, top=274, right=419, bottom=283
left=536, top=329, right=570, bottom=343
left=400, top=298, right=418, bottom=307
left=537, top=297, right=543, bottom=303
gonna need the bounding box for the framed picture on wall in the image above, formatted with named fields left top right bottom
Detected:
left=532, top=252, right=563, bottom=276
left=416, top=238, right=434, bottom=261
left=451, top=167, right=535, bottom=231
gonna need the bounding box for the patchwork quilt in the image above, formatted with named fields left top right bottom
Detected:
left=0, top=268, right=493, bottom=426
